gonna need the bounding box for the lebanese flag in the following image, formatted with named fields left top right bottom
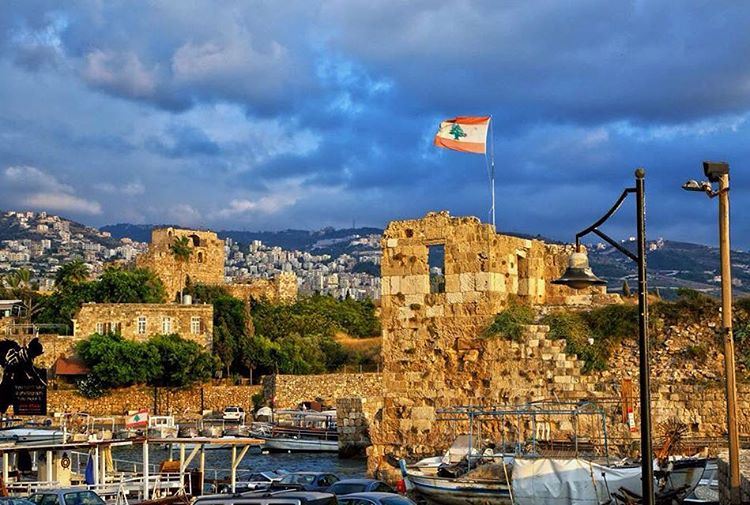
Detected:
left=434, top=116, right=490, bottom=154
left=125, top=409, right=149, bottom=428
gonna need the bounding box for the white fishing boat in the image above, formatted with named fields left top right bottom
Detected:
left=251, top=409, right=338, bottom=453
left=0, top=427, right=64, bottom=446
left=400, top=401, right=709, bottom=505
left=147, top=415, right=178, bottom=438
left=260, top=436, right=338, bottom=453
left=400, top=460, right=512, bottom=505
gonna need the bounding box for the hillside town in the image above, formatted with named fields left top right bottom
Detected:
left=0, top=210, right=382, bottom=300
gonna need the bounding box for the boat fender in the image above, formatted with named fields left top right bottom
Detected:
left=398, top=459, right=408, bottom=478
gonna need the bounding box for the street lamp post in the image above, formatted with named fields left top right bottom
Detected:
left=553, top=168, right=654, bottom=505
left=682, top=161, right=740, bottom=505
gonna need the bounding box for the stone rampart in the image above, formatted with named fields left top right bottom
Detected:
left=368, top=211, right=750, bottom=482
left=263, top=373, right=383, bottom=409
left=46, top=383, right=262, bottom=417
left=719, top=450, right=750, bottom=505
left=135, top=227, right=225, bottom=301
left=338, top=396, right=383, bottom=458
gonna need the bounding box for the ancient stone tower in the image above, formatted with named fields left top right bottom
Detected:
left=136, top=227, right=225, bottom=301
left=368, top=211, right=615, bottom=477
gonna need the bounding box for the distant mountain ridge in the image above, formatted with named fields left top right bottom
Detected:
left=100, top=223, right=384, bottom=251
left=100, top=221, right=749, bottom=296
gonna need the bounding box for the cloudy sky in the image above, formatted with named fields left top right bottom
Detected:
left=1, top=1, right=750, bottom=248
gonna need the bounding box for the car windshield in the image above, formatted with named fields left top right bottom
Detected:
left=63, top=491, right=106, bottom=505
left=330, top=483, right=367, bottom=495
left=281, top=474, right=316, bottom=485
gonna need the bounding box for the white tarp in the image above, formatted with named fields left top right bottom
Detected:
left=512, top=458, right=642, bottom=505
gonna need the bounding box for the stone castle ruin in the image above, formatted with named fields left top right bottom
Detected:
left=136, top=226, right=297, bottom=304
left=136, top=227, right=225, bottom=301
left=366, top=211, right=750, bottom=481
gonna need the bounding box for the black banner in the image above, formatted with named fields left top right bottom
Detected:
left=0, top=337, right=47, bottom=416
left=14, top=368, right=47, bottom=416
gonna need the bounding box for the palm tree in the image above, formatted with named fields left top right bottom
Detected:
left=55, top=259, right=89, bottom=290
left=6, top=268, right=40, bottom=321
left=7, top=268, right=31, bottom=289
left=170, top=236, right=192, bottom=302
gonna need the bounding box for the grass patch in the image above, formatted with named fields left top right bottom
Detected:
left=482, top=304, right=535, bottom=342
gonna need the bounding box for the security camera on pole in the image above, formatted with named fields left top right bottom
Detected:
left=682, top=161, right=741, bottom=505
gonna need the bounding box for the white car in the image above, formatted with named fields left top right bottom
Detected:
left=223, top=406, right=246, bottom=422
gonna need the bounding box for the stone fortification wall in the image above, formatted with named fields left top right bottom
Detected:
left=73, top=303, right=213, bottom=349
left=368, top=211, right=749, bottom=482
left=46, top=383, right=261, bottom=417
left=337, top=396, right=383, bottom=458
left=136, top=227, right=225, bottom=301
left=226, top=272, right=298, bottom=304
left=263, top=373, right=383, bottom=409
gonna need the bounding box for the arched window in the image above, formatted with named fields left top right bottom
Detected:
left=189, top=234, right=201, bottom=247
left=197, top=252, right=204, bottom=263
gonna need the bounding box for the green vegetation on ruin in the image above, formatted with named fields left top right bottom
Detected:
left=486, top=288, right=750, bottom=375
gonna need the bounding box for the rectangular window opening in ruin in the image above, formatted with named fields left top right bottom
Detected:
left=428, top=244, right=445, bottom=294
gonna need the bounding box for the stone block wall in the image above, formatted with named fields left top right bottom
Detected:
left=226, top=272, right=299, bottom=304
left=263, top=373, right=383, bottom=409
left=371, top=211, right=621, bottom=479
left=136, top=227, right=225, bottom=301
left=338, top=396, right=383, bottom=458
left=72, top=302, right=213, bottom=349
left=46, top=383, right=262, bottom=417
left=718, top=450, right=750, bottom=505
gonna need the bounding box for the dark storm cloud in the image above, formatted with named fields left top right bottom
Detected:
left=1, top=1, right=750, bottom=247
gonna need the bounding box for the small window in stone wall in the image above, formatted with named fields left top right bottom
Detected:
left=190, top=316, right=201, bottom=334
left=428, top=244, right=445, bottom=294
left=137, top=316, right=147, bottom=335
left=162, top=317, right=172, bottom=334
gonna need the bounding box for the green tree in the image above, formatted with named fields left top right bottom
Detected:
left=55, top=259, right=90, bottom=289
left=170, top=236, right=192, bottom=302
left=35, top=267, right=165, bottom=334
left=3, top=268, right=43, bottom=321
left=76, top=333, right=160, bottom=388
left=93, top=267, right=166, bottom=303
left=146, top=334, right=217, bottom=387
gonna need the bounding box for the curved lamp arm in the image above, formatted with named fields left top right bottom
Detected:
left=574, top=187, right=638, bottom=263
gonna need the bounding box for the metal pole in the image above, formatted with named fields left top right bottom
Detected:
left=635, top=168, right=654, bottom=505
left=718, top=172, right=741, bottom=505
left=143, top=440, right=150, bottom=498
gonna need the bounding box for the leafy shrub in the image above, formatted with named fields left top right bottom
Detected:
left=76, top=333, right=217, bottom=390
left=76, top=376, right=105, bottom=399
left=652, top=288, right=719, bottom=324
left=482, top=304, right=535, bottom=342
left=542, top=312, right=609, bottom=373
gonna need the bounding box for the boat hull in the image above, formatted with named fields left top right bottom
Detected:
left=406, top=472, right=512, bottom=505
left=260, top=437, right=338, bottom=452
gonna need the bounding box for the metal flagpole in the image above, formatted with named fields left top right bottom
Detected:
left=489, top=116, right=496, bottom=230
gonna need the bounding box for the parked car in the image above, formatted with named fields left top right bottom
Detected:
left=193, top=489, right=337, bottom=505
left=326, top=479, right=395, bottom=496
left=0, top=499, right=35, bottom=505
left=223, top=406, right=246, bottom=422
left=219, top=471, right=283, bottom=493
left=28, top=489, right=105, bottom=505
left=337, top=492, right=417, bottom=505
left=278, top=472, right=340, bottom=492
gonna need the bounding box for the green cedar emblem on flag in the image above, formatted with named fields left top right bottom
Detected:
left=450, top=123, right=467, bottom=140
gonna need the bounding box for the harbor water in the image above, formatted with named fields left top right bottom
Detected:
left=109, top=445, right=367, bottom=481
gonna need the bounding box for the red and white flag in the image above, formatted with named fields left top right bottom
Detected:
left=434, top=116, right=490, bottom=154
left=125, top=409, right=149, bottom=428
